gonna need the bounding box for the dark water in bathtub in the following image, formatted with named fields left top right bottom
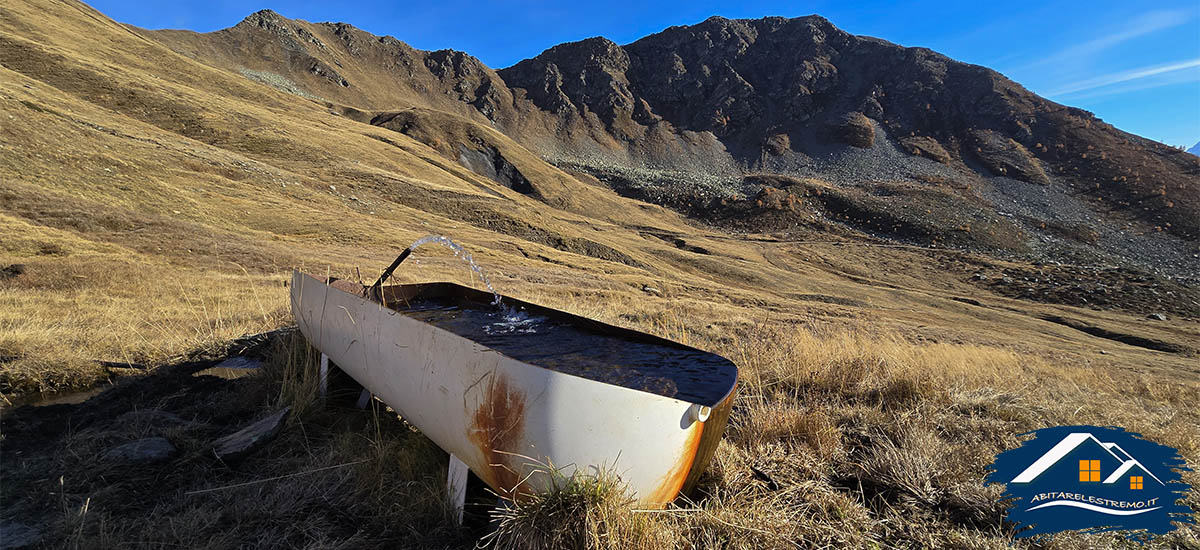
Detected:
left=396, top=298, right=737, bottom=405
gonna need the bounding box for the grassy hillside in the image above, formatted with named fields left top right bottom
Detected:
left=1, top=0, right=1197, bottom=547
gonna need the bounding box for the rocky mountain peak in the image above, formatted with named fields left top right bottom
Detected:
left=499, top=37, right=636, bottom=122
left=235, top=9, right=287, bottom=30
left=528, top=36, right=630, bottom=72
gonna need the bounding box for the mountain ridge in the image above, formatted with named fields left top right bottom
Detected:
left=139, top=10, right=1199, bottom=277
left=145, top=10, right=1195, bottom=259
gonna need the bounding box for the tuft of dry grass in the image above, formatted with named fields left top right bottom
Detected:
left=485, top=469, right=672, bottom=550
left=858, top=424, right=949, bottom=505
left=262, top=329, right=323, bottom=420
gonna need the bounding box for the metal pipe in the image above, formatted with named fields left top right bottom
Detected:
left=370, top=248, right=412, bottom=294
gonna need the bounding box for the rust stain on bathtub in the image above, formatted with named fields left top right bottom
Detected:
left=644, top=420, right=705, bottom=505
left=468, top=372, right=528, bottom=498
left=681, top=382, right=737, bottom=494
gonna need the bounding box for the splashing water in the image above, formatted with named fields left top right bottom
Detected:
left=407, top=235, right=503, bottom=306
left=407, top=235, right=550, bottom=333
left=484, top=307, right=546, bottom=335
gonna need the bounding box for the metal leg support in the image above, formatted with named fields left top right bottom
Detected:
left=319, top=353, right=329, bottom=399
left=355, top=388, right=372, bottom=409
left=447, top=454, right=469, bottom=525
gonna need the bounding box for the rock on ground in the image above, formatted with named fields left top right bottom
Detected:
left=102, top=437, right=177, bottom=464
left=212, top=407, right=290, bottom=464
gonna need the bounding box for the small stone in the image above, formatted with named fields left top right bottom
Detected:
left=0, top=522, right=41, bottom=549
left=1147, top=313, right=1168, bottom=321
left=103, top=437, right=177, bottom=464
left=213, top=407, right=290, bottom=464
left=641, top=285, right=662, bottom=296
left=971, top=272, right=987, bottom=281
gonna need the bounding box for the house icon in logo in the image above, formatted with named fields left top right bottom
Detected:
left=1010, top=432, right=1163, bottom=490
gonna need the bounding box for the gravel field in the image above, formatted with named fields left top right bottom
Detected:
left=544, top=122, right=1200, bottom=291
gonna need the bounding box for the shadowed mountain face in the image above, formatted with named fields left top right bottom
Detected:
left=147, top=11, right=1199, bottom=274
left=500, top=17, right=1198, bottom=235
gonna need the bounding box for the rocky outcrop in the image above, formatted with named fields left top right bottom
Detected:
left=899, top=136, right=951, bottom=164
left=500, top=38, right=634, bottom=123
left=968, top=129, right=1049, bottom=185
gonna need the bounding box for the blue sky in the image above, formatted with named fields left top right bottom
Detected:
left=90, top=0, right=1200, bottom=147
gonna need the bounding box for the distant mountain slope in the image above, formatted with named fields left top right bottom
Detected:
left=500, top=17, right=1199, bottom=238
left=1188, top=141, right=1200, bottom=157
left=141, top=11, right=1199, bottom=275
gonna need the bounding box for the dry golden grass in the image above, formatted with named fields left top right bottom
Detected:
left=0, top=254, right=291, bottom=395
